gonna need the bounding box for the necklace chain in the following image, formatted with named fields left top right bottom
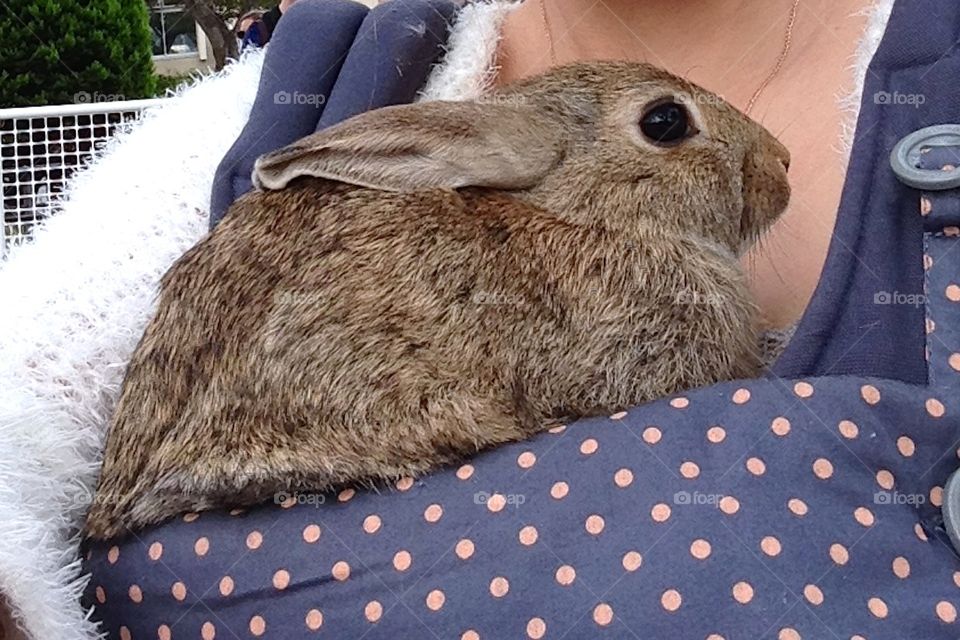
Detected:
left=536, top=0, right=802, bottom=116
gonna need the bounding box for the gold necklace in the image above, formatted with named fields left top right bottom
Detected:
left=536, top=0, right=802, bottom=116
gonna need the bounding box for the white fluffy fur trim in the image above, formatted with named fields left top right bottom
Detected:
left=418, top=0, right=518, bottom=101
left=0, top=49, right=265, bottom=640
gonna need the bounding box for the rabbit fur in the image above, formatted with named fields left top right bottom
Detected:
left=86, top=61, right=790, bottom=539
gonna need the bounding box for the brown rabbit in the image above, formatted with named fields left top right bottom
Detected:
left=86, top=61, right=790, bottom=539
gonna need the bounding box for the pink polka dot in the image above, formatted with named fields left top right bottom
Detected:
left=719, top=496, right=740, bottom=515
left=201, top=622, right=215, bottom=640
left=614, top=468, right=634, bottom=487
left=555, top=565, right=576, bottom=586
left=643, top=427, right=662, bottom=444
left=128, top=584, right=143, bottom=604
left=916, top=523, right=929, bottom=542
left=95, top=586, right=106, bottom=604
left=273, top=569, right=290, bottom=590
left=651, top=503, right=672, bottom=522
left=892, top=556, right=910, bottom=579
left=332, top=561, right=350, bottom=581
left=868, top=596, right=888, bottom=618
left=921, top=197, right=933, bottom=215
left=551, top=481, right=569, bottom=499
left=830, top=543, right=849, bottom=566
left=158, top=625, right=172, bottom=640
left=148, top=542, right=163, bottom=561
left=396, top=477, right=414, bottom=491
left=707, top=426, right=727, bottom=443
left=861, top=384, right=881, bottom=405
left=793, top=381, right=814, bottom=398
left=107, top=546, right=119, bottom=564
left=519, top=525, right=539, bottom=546
left=195, top=537, right=210, bottom=556
left=118, top=627, right=131, bottom=640
left=732, top=581, right=754, bottom=604
left=778, top=629, right=800, bottom=640
left=456, top=538, right=475, bottom=559
left=610, top=410, right=628, bottom=420
left=486, top=494, right=506, bottom=513
left=928, top=318, right=937, bottom=334
left=517, top=451, right=537, bottom=468
left=394, top=550, right=412, bottom=571
left=760, top=536, right=781, bottom=556
left=426, top=589, right=445, bottom=611
left=249, top=615, right=266, bottom=636
left=365, top=601, right=382, bottom=623
left=670, top=397, right=689, bottom=409
left=927, top=398, right=946, bottom=418
left=804, top=584, right=824, bottom=606
left=489, top=576, right=509, bottom=598
left=932, top=486, right=944, bottom=507
left=771, top=417, right=790, bottom=436
left=585, top=514, right=605, bottom=535
left=622, top=551, right=643, bottom=571
left=171, top=581, right=187, bottom=601
left=363, top=514, right=382, bottom=534
left=219, top=576, right=234, bottom=597
left=303, top=524, right=321, bottom=543
left=947, top=284, right=960, bottom=302
left=812, top=458, right=834, bottom=479
left=746, top=457, right=766, bottom=476
left=838, top=420, right=859, bottom=439
left=877, top=469, right=894, bottom=491
left=456, top=464, right=474, bottom=480
left=680, top=461, right=700, bottom=478
left=661, top=589, right=682, bottom=612
left=580, top=438, right=598, bottom=455
left=949, top=354, right=960, bottom=371
left=548, top=424, right=566, bottom=434
left=732, top=388, right=751, bottom=404
left=338, top=488, right=355, bottom=502
left=424, top=503, right=443, bottom=522
left=854, top=507, right=875, bottom=527
left=690, top=539, right=711, bottom=560
left=183, top=512, right=200, bottom=523
left=246, top=531, right=263, bottom=550
left=526, top=617, right=547, bottom=639
left=462, top=631, right=480, bottom=640
left=593, top=603, right=614, bottom=625
left=936, top=600, right=957, bottom=623
left=898, top=436, right=916, bottom=457
left=788, top=498, right=808, bottom=516
left=306, top=609, right=323, bottom=631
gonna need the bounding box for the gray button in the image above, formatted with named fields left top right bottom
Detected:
left=890, top=124, right=960, bottom=190
left=943, top=469, right=960, bottom=554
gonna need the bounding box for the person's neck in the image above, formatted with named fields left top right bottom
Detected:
left=497, top=0, right=858, bottom=107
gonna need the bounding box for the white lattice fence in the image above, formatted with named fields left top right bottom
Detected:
left=0, top=99, right=166, bottom=258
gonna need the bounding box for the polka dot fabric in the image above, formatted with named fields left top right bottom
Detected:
left=83, top=15, right=960, bottom=640
left=85, top=220, right=960, bottom=638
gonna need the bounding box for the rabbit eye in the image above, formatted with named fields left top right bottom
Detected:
left=640, top=100, right=694, bottom=145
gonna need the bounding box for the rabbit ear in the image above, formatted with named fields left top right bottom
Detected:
left=252, top=100, right=565, bottom=192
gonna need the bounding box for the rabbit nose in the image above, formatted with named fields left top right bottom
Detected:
left=780, top=157, right=790, bottom=172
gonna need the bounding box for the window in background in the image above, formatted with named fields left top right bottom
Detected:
left=149, top=1, right=199, bottom=57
